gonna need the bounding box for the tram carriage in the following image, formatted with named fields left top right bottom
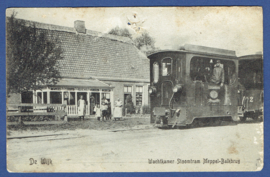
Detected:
left=238, top=54, right=263, bottom=121
left=148, top=44, right=241, bottom=128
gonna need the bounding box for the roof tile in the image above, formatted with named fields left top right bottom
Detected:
left=13, top=18, right=150, bottom=81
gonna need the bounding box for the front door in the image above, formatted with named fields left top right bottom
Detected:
left=90, top=93, right=100, bottom=115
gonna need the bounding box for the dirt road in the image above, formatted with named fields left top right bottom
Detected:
left=7, top=121, right=263, bottom=172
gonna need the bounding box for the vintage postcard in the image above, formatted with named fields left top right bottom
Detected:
left=6, top=7, right=263, bottom=172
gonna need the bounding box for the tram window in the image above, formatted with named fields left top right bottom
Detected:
left=238, top=59, right=263, bottom=89
left=162, top=58, right=173, bottom=76
left=153, top=62, right=159, bottom=83
left=190, top=57, right=236, bottom=85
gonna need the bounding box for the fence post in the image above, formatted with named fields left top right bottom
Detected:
left=18, top=106, right=22, bottom=124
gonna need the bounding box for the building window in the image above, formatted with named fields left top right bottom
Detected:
left=21, top=91, right=33, bottom=103
left=67, top=92, right=75, bottom=105
left=50, top=92, right=62, bottom=104
left=136, top=86, right=143, bottom=106
left=37, top=92, right=42, bottom=104
left=90, top=89, right=99, bottom=91
left=43, top=92, right=47, bottom=104
left=102, top=93, right=110, bottom=102
left=124, top=86, right=132, bottom=107
left=102, top=89, right=111, bottom=92
left=124, top=86, right=132, bottom=93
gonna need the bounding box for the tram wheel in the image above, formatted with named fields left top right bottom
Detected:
left=198, top=120, right=205, bottom=127
left=258, top=115, right=263, bottom=122
left=240, top=116, right=246, bottom=122
left=190, top=119, right=199, bottom=128
left=185, top=124, right=191, bottom=129
left=213, top=119, right=222, bottom=126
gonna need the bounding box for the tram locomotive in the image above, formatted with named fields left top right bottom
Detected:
left=148, top=44, right=241, bottom=128
left=238, top=54, right=263, bottom=121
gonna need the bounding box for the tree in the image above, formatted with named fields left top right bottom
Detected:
left=108, top=26, right=132, bottom=39
left=108, top=27, right=156, bottom=54
left=133, top=32, right=155, bottom=51
left=6, top=13, right=63, bottom=94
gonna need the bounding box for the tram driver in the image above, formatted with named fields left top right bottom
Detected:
left=210, top=60, right=224, bottom=87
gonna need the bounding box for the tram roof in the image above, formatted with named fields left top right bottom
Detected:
left=148, top=44, right=237, bottom=58
left=238, top=54, right=263, bottom=60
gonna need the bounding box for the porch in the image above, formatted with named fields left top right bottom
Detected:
left=23, top=78, right=114, bottom=118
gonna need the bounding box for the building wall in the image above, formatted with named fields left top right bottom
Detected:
left=7, top=93, right=21, bottom=104
left=6, top=82, right=149, bottom=106
left=105, top=81, right=149, bottom=109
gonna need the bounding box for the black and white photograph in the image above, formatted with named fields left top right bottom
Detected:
left=6, top=7, right=263, bottom=172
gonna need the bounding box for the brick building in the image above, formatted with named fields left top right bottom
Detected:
left=7, top=19, right=150, bottom=117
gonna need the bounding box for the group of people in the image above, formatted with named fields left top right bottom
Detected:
left=77, top=95, right=123, bottom=121
left=94, top=98, right=111, bottom=122
left=194, top=59, right=226, bottom=87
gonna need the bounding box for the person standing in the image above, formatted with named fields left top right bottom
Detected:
left=100, top=98, right=108, bottom=122
left=107, top=101, right=111, bottom=120
left=90, top=94, right=95, bottom=115
left=94, top=104, right=101, bottom=121
left=114, top=98, right=123, bottom=120
left=78, top=95, right=86, bottom=120
left=210, top=60, right=224, bottom=87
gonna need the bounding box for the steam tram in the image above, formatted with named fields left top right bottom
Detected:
left=238, top=54, right=263, bottom=121
left=148, top=44, right=241, bottom=128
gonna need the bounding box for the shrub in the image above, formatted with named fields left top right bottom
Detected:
left=142, top=105, right=151, bottom=114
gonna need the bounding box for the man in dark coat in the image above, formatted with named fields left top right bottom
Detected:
left=90, top=94, right=95, bottom=115
left=100, top=98, right=108, bottom=121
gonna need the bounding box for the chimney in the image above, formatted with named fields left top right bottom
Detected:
left=74, top=20, right=86, bottom=34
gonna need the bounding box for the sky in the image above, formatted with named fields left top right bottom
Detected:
left=6, top=7, right=263, bottom=56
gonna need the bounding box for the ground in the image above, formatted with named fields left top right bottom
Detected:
left=7, top=117, right=263, bottom=172
left=7, top=117, right=151, bottom=133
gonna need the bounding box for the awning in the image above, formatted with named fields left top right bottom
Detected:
left=50, top=78, right=112, bottom=89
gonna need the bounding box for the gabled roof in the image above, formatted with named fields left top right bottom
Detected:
left=57, top=31, right=150, bottom=81
left=15, top=18, right=150, bottom=82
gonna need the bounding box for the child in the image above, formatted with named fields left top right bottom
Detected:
left=94, top=104, right=101, bottom=121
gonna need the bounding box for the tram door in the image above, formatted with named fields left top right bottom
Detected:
left=161, top=81, right=173, bottom=106
left=90, top=93, right=100, bottom=115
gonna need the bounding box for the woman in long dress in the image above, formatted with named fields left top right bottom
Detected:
left=114, top=98, right=122, bottom=120
left=78, top=95, right=86, bottom=120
